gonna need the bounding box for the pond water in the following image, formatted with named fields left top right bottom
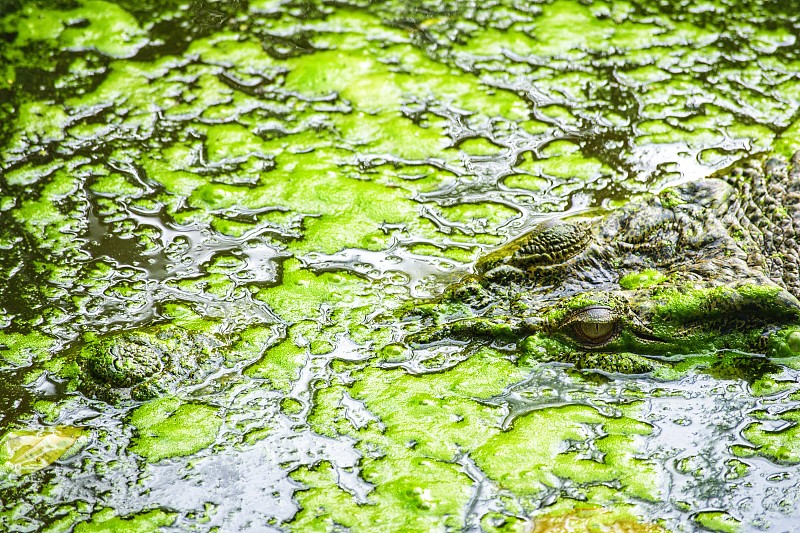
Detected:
left=1, top=0, right=800, bottom=531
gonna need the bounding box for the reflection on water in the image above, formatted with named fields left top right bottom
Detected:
left=1, top=0, right=800, bottom=531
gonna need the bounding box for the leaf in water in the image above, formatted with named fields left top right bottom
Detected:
left=0, top=426, right=86, bottom=475
left=529, top=507, right=666, bottom=533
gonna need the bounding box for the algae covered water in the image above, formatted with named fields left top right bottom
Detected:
left=2, top=0, right=800, bottom=531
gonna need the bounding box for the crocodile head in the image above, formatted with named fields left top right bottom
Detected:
left=403, top=153, right=800, bottom=375
left=68, top=325, right=222, bottom=402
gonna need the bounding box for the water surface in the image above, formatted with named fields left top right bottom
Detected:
left=2, top=0, right=800, bottom=531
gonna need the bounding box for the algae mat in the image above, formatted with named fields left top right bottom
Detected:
left=2, top=0, right=800, bottom=531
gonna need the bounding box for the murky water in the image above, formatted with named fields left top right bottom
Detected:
left=2, top=0, right=800, bottom=531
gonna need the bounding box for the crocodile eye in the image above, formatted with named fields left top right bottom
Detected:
left=564, top=305, right=619, bottom=347
left=576, top=321, right=615, bottom=341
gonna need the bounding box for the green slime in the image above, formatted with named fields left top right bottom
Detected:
left=2, top=0, right=800, bottom=531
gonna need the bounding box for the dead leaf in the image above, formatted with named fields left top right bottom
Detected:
left=528, top=507, right=666, bottom=533
left=1, top=426, right=86, bottom=475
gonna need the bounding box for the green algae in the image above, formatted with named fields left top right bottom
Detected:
left=693, top=511, right=741, bottom=533
left=407, top=243, right=477, bottom=263
left=765, top=327, right=800, bottom=358
left=291, top=459, right=472, bottom=532
left=295, top=351, right=656, bottom=531
left=1, top=0, right=800, bottom=531
left=437, top=202, right=519, bottom=229
left=619, top=269, right=668, bottom=290
left=0, top=331, right=55, bottom=367
left=503, top=173, right=551, bottom=192
left=48, top=321, right=226, bottom=402
left=775, top=115, right=800, bottom=158
left=732, top=408, right=800, bottom=465
left=459, top=138, right=504, bottom=156
left=429, top=280, right=800, bottom=377
left=8, top=1, right=148, bottom=59
left=292, top=351, right=525, bottom=531
left=648, top=284, right=791, bottom=327
left=515, top=149, right=611, bottom=182
left=258, top=260, right=371, bottom=322
left=246, top=332, right=307, bottom=392
left=72, top=508, right=176, bottom=533
left=474, top=404, right=657, bottom=502
left=128, top=397, right=221, bottom=462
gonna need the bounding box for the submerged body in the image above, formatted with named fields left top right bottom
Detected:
left=63, top=153, right=800, bottom=396
left=61, top=325, right=221, bottom=402
left=405, top=153, right=800, bottom=373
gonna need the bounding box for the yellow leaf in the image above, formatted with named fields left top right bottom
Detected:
left=1, top=426, right=86, bottom=475
left=529, top=507, right=666, bottom=533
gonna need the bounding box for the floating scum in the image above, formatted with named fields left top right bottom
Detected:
left=2, top=0, right=800, bottom=532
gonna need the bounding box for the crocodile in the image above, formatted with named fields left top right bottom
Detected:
left=55, top=324, right=223, bottom=402
left=402, top=152, right=800, bottom=375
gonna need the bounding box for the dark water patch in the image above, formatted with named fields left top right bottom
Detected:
left=0, top=368, right=35, bottom=428
left=0, top=220, right=69, bottom=330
